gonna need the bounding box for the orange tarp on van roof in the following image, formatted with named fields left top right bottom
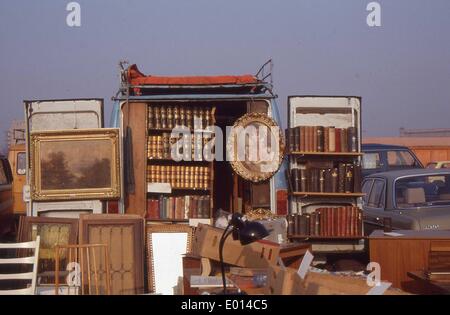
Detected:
left=127, top=64, right=258, bottom=86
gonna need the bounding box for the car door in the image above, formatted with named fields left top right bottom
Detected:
left=362, top=178, right=387, bottom=235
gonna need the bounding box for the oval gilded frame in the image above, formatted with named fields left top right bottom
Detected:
left=227, top=113, right=285, bottom=183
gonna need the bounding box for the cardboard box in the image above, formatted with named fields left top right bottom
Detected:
left=266, top=266, right=408, bottom=295
left=192, top=224, right=280, bottom=268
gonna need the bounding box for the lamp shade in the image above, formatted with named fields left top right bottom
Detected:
left=237, top=221, right=269, bottom=245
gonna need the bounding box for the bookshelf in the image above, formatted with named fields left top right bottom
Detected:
left=286, top=96, right=364, bottom=241
left=146, top=104, right=216, bottom=222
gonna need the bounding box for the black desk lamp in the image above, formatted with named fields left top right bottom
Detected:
left=218, top=213, right=269, bottom=294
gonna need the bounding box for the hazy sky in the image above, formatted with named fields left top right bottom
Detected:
left=1, top=0, right=450, bottom=153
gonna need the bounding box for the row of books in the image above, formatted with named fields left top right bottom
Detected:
left=286, top=126, right=358, bottom=153
left=290, top=163, right=362, bottom=193
left=147, top=133, right=214, bottom=161
left=287, top=206, right=363, bottom=237
left=147, top=165, right=210, bottom=190
left=146, top=195, right=210, bottom=220
left=148, top=105, right=216, bottom=130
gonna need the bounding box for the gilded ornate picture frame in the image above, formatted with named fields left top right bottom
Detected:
left=146, top=224, right=193, bottom=294
left=227, top=113, right=285, bottom=183
left=30, top=128, right=121, bottom=201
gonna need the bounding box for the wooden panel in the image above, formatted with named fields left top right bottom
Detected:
left=122, top=102, right=147, bottom=216
left=79, top=214, right=145, bottom=295
left=369, top=230, right=450, bottom=293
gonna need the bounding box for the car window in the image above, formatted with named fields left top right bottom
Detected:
left=387, top=150, right=416, bottom=167
left=362, top=153, right=381, bottom=169
left=367, top=179, right=385, bottom=209
left=395, top=174, right=450, bottom=208
left=16, top=152, right=26, bottom=175
left=0, top=161, right=8, bottom=185
left=361, top=179, right=373, bottom=204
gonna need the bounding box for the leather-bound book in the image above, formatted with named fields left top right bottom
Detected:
left=345, top=164, right=354, bottom=193
left=304, top=214, right=311, bottom=236
left=338, top=163, right=346, bottom=193
left=336, top=207, right=341, bottom=237
left=317, top=126, right=324, bottom=152
left=309, top=213, right=316, bottom=236
left=167, top=106, right=174, bottom=129
left=287, top=214, right=295, bottom=236
left=310, top=168, right=320, bottom=192
left=327, top=208, right=333, bottom=237
left=323, top=127, right=330, bottom=152
left=331, top=168, right=339, bottom=193
left=146, top=199, right=158, bottom=219
left=287, top=129, right=294, bottom=153
left=291, top=168, right=300, bottom=192
left=162, top=133, right=170, bottom=159
left=173, top=106, right=180, bottom=127
left=148, top=107, right=154, bottom=129
left=349, top=207, right=355, bottom=236
left=334, top=128, right=341, bottom=152
left=300, top=126, right=306, bottom=152
left=186, top=108, right=193, bottom=129
left=329, top=127, right=336, bottom=152
left=300, top=169, right=308, bottom=192
left=347, top=127, right=357, bottom=152
left=353, top=164, right=362, bottom=193
left=160, top=107, right=167, bottom=129
left=324, top=168, right=332, bottom=192
left=292, top=127, right=299, bottom=152
left=357, top=208, right=362, bottom=236
left=341, top=128, right=348, bottom=152
left=308, top=126, right=314, bottom=152
left=304, top=126, right=310, bottom=152
left=315, top=212, right=320, bottom=236
left=317, top=208, right=323, bottom=236
left=179, top=107, right=186, bottom=128
left=154, top=106, right=161, bottom=129
left=294, top=214, right=301, bottom=235
left=312, top=126, right=318, bottom=152
left=319, top=169, right=325, bottom=193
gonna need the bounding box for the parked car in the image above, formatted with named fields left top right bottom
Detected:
left=361, top=169, right=450, bottom=235
left=361, top=144, right=423, bottom=178
left=426, top=161, right=450, bottom=169
left=0, top=155, right=14, bottom=239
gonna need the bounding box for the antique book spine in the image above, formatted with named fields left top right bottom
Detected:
left=341, top=128, right=348, bottom=152
left=294, top=214, right=300, bottom=235
left=162, top=133, right=170, bottom=159
left=315, top=212, right=320, bottom=236
left=347, top=127, right=357, bottom=152
left=319, top=169, right=325, bottom=193
left=287, top=214, right=295, bottom=235
left=338, top=163, right=346, bottom=193
left=334, top=128, right=341, bottom=152
left=329, top=127, right=336, bottom=152
left=300, top=126, right=306, bottom=152
left=312, top=126, right=318, bottom=152
left=318, top=209, right=324, bottom=236
left=308, top=126, right=314, bottom=152
left=304, top=214, right=310, bottom=236
left=317, top=126, right=324, bottom=152
left=157, top=136, right=163, bottom=159
left=193, top=107, right=199, bottom=130
left=179, top=107, right=185, bottom=127
left=309, top=213, right=315, bottom=236
left=154, top=106, right=161, bottom=129
left=357, top=208, right=362, bottom=236
left=204, top=167, right=210, bottom=190
left=350, top=207, right=355, bottom=236
left=189, top=166, right=195, bottom=188
left=331, top=168, right=338, bottom=193
left=323, top=127, right=330, bottom=152
left=173, top=106, right=180, bottom=127
left=287, top=129, right=294, bottom=153
left=184, top=196, right=190, bottom=218
left=303, top=126, right=309, bottom=152
left=148, top=106, right=154, bottom=129
left=160, top=107, right=167, bottom=129
left=294, top=127, right=300, bottom=152
left=167, top=106, right=173, bottom=129
left=324, top=168, right=332, bottom=193
left=291, top=168, right=300, bottom=192
left=186, top=108, right=193, bottom=129
left=345, top=164, right=354, bottom=193
left=353, top=164, right=362, bottom=193
left=204, top=109, right=210, bottom=128
left=300, top=169, right=308, bottom=192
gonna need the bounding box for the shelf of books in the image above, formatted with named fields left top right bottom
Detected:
left=146, top=104, right=216, bottom=222
left=286, top=96, right=365, bottom=244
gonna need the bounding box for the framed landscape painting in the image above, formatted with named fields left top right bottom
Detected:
left=30, top=128, right=121, bottom=201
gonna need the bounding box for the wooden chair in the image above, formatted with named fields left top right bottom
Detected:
left=54, top=244, right=111, bottom=295
left=0, top=236, right=40, bottom=295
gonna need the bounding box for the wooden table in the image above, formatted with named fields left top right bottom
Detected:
left=407, top=271, right=450, bottom=295
left=369, top=230, right=450, bottom=293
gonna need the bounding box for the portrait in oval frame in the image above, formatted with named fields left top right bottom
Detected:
left=227, top=113, right=285, bottom=183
